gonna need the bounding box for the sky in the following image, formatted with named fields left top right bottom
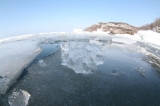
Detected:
left=0, top=0, right=160, bottom=39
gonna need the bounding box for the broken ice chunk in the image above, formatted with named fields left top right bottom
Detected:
left=90, top=39, right=103, bottom=45
left=135, top=67, right=146, bottom=77
left=38, top=59, right=47, bottom=67
left=8, top=89, right=31, bottom=106
left=60, top=41, right=105, bottom=73
left=110, top=70, right=120, bottom=76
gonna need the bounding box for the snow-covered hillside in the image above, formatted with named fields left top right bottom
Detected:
left=85, top=22, right=138, bottom=35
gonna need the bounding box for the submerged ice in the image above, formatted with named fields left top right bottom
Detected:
left=38, top=59, right=47, bottom=67
left=8, top=89, right=31, bottom=106
left=61, top=40, right=106, bottom=73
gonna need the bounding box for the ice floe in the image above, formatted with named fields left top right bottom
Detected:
left=8, top=89, right=31, bottom=106
left=61, top=40, right=106, bottom=73
left=0, top=40, right=42, bottom=95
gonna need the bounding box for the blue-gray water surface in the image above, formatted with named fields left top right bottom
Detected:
left=1, top=40, right=160, bottom=106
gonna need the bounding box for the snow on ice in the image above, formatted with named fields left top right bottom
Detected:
left=0, top=29, right=160, bottom=97
left=0, top=40, right=42, bottom=95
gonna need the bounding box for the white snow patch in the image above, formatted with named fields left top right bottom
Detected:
left=38, top=32, right=49, bottom=35
left=112, top=37, right=137, bottom=44
left=137, top=30, right=160, bottom=46
left=73, top=29, right=83, bottom=33
left=0, top=34, right=37, bottom=43
left=90, top=39, right=103, bottom=45
left=92, top=29, right=108, bottom=34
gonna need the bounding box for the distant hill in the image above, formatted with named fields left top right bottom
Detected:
left=85, top=22, right=138, bottom=35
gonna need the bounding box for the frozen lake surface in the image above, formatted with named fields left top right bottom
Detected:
left=0, top=34, right=160, bottom=106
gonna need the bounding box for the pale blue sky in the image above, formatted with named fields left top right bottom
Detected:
left=0, top=0, right=160, bottom=38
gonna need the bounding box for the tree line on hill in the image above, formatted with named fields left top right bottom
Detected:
left=139, top=18, right=160, bottom=32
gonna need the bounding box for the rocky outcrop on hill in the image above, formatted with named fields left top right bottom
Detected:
left=85, top=22, right=138, bottom=35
